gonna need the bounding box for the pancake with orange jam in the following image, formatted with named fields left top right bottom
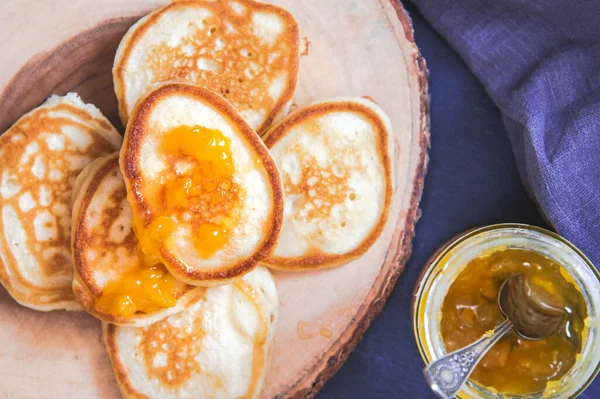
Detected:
left=120, top=83, right=283, bottom=286
left=103, top=266, right=278, bottom=399
left=113, top=0, right=300, bottom=133
left=71, top=153, right=205, bottom=326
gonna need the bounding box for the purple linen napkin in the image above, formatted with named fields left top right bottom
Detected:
left=411, top=0, right=600, bottom=266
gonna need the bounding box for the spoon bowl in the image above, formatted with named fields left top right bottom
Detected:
left=498, top=273, right=565, bottom=340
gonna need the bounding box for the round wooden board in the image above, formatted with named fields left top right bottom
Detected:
left=0, top=1, right=429, bottom=398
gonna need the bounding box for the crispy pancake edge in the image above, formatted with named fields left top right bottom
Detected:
left=113, top=0, right=300, bottom=133
left=261, top=99, right=394, bottom=270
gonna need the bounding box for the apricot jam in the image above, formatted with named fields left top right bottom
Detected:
left=94, top=215, right=179, bottom=317
left=95, top=264, right=177, bottom=317
left=441, top=249, right=586, bottom=394
left=133, top=216, right=174, bottom=268
left=136, top=125, right=240, bottom=258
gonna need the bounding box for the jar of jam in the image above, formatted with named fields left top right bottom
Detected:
left=413, top=224, right=600, bottom=398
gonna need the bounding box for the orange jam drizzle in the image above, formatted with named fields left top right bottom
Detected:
left=95, top=126, right=239, bottom=318
left=95, top=217, right=178, bottom=318
left=95, top=264, right=177, bottom=317
left=156, top=125, right=241, bottom=258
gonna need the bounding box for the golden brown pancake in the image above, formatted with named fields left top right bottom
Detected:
left=103, top=266, right=278, bottom=399
left=262, top=97, right=395, bottom=270
left=71, top=153, right=205, bottom=326
left=0, top=93, right=122, bottom=310
left=113, top=0, right=300, bottom=133
left=120, top=83, right=283, bottom=286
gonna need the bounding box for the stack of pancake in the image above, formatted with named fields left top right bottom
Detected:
left=0, top=1, right=396, bottom=398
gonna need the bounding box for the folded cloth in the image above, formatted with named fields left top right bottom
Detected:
left=412, top=0, right=600, bottom=267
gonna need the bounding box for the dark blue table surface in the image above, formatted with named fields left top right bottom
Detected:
left=317, top=2, right=598, bottom=398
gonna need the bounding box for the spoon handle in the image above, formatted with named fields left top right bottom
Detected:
left=423, top=319, right=513, bottom=399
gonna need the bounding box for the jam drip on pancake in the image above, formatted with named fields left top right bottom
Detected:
left=98, top=126, right=241, bottom=317
left=136, top=125, right=242, bottom=259
left=95, top=264, right=178, bottom=317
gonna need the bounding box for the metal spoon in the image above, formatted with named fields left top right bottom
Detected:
left=423, top=273, right=566, bottom=399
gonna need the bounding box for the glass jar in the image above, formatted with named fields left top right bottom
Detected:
left=413, top=224, right=600, bottom=398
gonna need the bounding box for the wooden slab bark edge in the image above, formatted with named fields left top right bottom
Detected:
left=281, top=2, right=430, bottom=397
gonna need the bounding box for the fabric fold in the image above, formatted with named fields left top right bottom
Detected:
left=412, top=0, right=600, bottom=266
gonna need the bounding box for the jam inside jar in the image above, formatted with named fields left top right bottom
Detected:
left=441, top=248, right=587, bottom=395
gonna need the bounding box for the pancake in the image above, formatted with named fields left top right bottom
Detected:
left=113, top=0, right=300, bottom=133
left=71, top=153, right=205, bottom=326
left=262, top=97, right=395, bottom=270
left=0, top=93, right=122, bottom=311
left=120, top=83, right=283, bottom=286
left=103, top=266, right=278, bottom=399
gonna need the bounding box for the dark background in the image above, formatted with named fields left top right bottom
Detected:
left=316, top=1, right=600, bottom=398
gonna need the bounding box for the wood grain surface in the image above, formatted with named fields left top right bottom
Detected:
left=0, top=1, right=429, bottom=398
